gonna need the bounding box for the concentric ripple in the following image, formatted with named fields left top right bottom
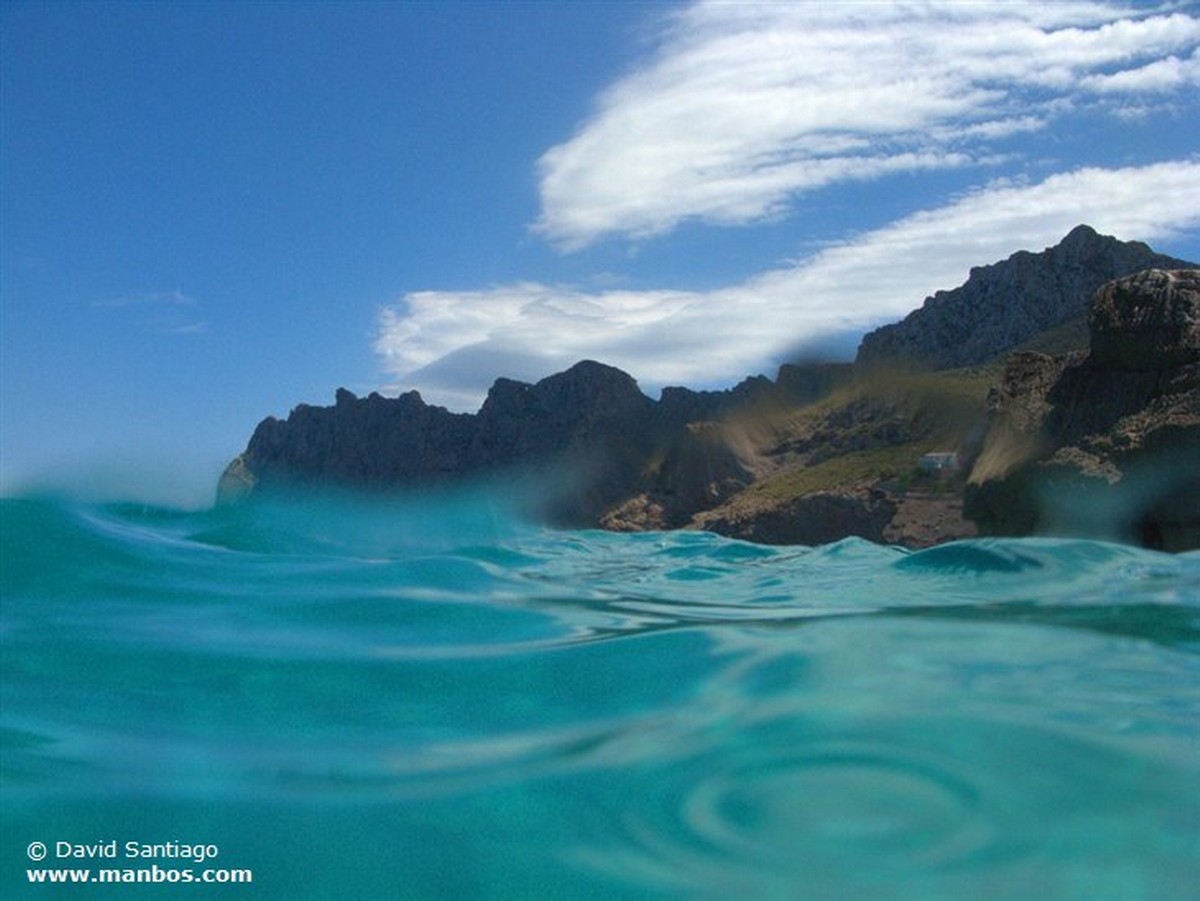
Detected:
left=580, top=733, right=995, bottom=896
left=682, top=747, right=984, bottom=868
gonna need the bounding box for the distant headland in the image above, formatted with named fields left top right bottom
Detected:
left=219, top=226, right=1199, bottom=551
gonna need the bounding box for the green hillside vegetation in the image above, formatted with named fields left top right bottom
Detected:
left=698, top=365, right=997, bottom=520
left=745, top=444, right=932, bottom=504
left=1002, top=314, right=1089, bottom=358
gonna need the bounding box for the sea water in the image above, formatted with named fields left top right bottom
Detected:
left=2, top=489, right=1198, bottom=899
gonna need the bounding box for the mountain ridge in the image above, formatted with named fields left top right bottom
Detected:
left=218, top=226, right=1198, bottom=548
left=855, top=224, right=1192, bottom=369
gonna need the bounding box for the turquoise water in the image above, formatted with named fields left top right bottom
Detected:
left=3, top=490, right=1198, bottom=899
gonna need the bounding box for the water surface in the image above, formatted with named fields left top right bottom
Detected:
left=3, top=492, right=1198, bottom=898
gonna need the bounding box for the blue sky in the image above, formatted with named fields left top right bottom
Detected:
left=3, top=1, right=1199, bottom=507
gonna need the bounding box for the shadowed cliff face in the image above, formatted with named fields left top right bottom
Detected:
left=965, top=270, right=1200, bottom=550
left=218, top=360, right=782, bottom=525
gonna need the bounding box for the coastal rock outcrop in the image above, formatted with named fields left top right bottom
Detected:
left=964, top=269, right=1200, bottom=550
left=218, top=389, right=476, bottom=498
left=856, top=225, right=1195, bottom=370
left=696, top=488, right=897, bottom=546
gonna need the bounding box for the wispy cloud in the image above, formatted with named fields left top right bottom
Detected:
left=1081, top=47, right=1200, bottom=92
left=377, top=161, right=1200, bottom=412
left=374, top=2, right=1200, bottom=410
left=161, top=321, right=209, bottom=336
left=92, top=289, right=208, bottom=335
left=534, top=1, right=1200, bottom=249
left=92, top=288, right=197, bottom=309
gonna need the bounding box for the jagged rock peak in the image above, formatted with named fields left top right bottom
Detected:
left=539, top=359, right=644, bottom=397
left=334, top=386, right=426, bottom=409
left=479, top=360, right=651, bottom=419
left=855, top=225, right=1197, bottom=370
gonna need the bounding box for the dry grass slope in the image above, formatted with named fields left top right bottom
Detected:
left=693, top=366, right=997, bottom=528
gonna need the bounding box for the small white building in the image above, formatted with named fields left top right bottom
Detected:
left=918, top=451, right=960, bottom=473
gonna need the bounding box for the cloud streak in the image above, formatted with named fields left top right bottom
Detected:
left=91, top=289, right=197, bottom=309
left=377, top=161, right=1200, bottom=412
left=91, top=289, right=208, bottom=335
left=534, top=1, right=1200, bottom=249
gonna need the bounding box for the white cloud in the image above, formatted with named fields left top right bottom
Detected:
left=534, top=1, right=1200, bottom=249
left=1081, top=47, right=1200, bottom=92
left=377, top=161, right=1200, bottom=412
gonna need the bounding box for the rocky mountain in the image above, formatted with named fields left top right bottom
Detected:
left=964, top=269, right=1200, bottom=550
left=219, top=227, right=1199, bottom=550
left=856, top=225, right=1195, bottom=369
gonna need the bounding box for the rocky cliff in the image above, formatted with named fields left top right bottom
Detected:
left=219, top=360, right=782, bottom=524
left=856, top=225, right=1195, bottom=369
left=964, top=269, right=1200, bottom=550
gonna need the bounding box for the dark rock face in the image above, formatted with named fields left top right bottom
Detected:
left=219, top=390, right=475, bottom=496
left=698, top=489, right=897, bottom=546
left=469, top=363, right=652, bottom=466
left=856, top=226, right=1196, bottom=370
left=600, top=421, right=759, bottom=531
left=467, top=361, right=661, bottom=521
left=1089, top=268, right=1200, bottom=370
left=964, top=270, right=1200, bottom=550
left=219, top=360, right=760, bottom=525
left=774, top=362, right=856, bottom=405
